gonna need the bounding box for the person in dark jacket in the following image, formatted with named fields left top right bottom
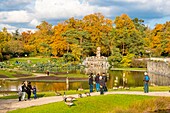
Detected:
left=95, top=73, right=100, bottom=92
left=99, top=76, right=105, bottom=95
left=32, top=86, right=37, bottom=99
left=21, top=81, right=27, bottom=101
left=27, top=82, right=32, bottom=100
left=102, top=73, right=108, bottom=92
left=89, top=73, right=93, bottom=92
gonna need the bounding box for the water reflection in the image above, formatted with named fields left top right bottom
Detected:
left=0, top=71, right=169, bottom=91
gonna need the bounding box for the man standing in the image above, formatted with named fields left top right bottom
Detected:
left=143, top=72, right=150, bottom=93
left=99, top=75, right=104, bottom=95
left=89, top=73, right=93, bottom=92
left=27, top=82, right=32, bottom=100
left=102, top=73, right=108, bottom=92
left=95, top=73, right=100, bottom=92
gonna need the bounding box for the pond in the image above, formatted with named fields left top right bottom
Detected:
left=0, top=70, right=169, bottom=92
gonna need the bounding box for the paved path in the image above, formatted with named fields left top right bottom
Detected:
left=0, top=91, right=169, bottom=113
left=32, top=73, right=47, bottom=77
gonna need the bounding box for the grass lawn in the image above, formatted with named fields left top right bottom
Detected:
left=0, top=70, right=15, bottom=78
left=8, top=95, right=170, bottom=113
left=115, top=86, right=170, bottom=92
left=8, top=57, right=52, bottom=64
left=0, top=90, right=88, bottom=99
left=111, top=68, right=147, bottom=71
left=52, top=73, right=88, bottom=78
left=1, top=86, right=169, bottom=99
left=0, top=69, right=33, bottom=78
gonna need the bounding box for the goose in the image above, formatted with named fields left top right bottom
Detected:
left=124, top=87, right=130, bottom=90
left=65, top=101, right=74, bottom=107
left=78, top=93, right=83, bottom=98
left=64, top=98, right=74, bottom=107
left=55, top=91, right=62, bottom=96
left=67, top=96, right=76, bottom=101
left=77, top=88, right=84, bottom=91
left=63, top=92, right=76, bottom=102
left=85, top=92, right=91, bottom=97
left=63, top=92, right=67, bottom=101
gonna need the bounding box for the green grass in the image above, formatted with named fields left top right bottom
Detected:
left=110, top=86, right=170, bottom=92
left=0, top=90, right=89, bottom=99
left=1, top=86, right=169, bottom=99
left=0, top=69, right=33, bottom=78
left=0, top=70, right=16, bottom=78
left=53, top=73, right=88, bottom=78
left=8, top=95, right=170, bottom=113
left=9, top=57, right=51, bottom=64
left=111, top=68, right=147, bottom=71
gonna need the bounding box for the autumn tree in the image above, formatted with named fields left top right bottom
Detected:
left=114, top=14, right=135, bottom=55
left=82, top=13, right=113, bottom=55
left=163, top=22, right=170, bottom=56
left=50, top=23, right=68, bottom=57
left=22, top=31, right=35, bottom=54
left=34, top=21, right=53, bottom=56
left=0, top=27, right=12, bottom=60
left=149, top=24, right=164, bottom=56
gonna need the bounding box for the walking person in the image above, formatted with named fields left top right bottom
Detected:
left=95, top=73, right=100, bottom=92
left=21, top=81, right=27, bottom=101
left=46, top=70, right=49, bottom=76
left=99, top=75, right=105, bottom=95
left=143, top=72, right=150, bottom=93
left=18, top=84, right=22, bottom=101
left=27, top=82, right=32, bottom=100
left=32, top=86, right=37, bottom=99
left=102, top=73, right=108, bottom=92
left=89, top=73, right=93, bottom=93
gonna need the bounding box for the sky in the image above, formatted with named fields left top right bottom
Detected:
left=0, top=0, right=170, bottom=33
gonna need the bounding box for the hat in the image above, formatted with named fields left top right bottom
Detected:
left=144, top=72, right=147, bottom=75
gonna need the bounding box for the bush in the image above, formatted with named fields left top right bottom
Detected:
left=131, top=58, right=147, bottom=68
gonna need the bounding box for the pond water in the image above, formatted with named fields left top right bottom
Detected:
left=0, top=70, right=169, bottom=92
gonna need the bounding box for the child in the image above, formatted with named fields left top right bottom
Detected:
left=32, top=86, right=37, bottom=99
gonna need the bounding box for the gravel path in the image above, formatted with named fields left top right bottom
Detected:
left=0, top=91, right=169, bottom=113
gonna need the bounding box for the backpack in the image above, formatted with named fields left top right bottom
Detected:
left=145, top=75, right=150, bottom=82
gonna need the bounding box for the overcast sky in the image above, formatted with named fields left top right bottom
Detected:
left=0, top=0, right=170, bottom=33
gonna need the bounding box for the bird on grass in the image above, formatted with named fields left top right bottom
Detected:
left=63, top=92, right=76, bottom=102
left=76, top=88, right=84, bottom=91
left=85, top=92, right=91, bottom=97
left=78, top=93, right=83, bottom=98
left=64, top=98, right=74, bottom=107
left=55, top=91, right=62, bottom=96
